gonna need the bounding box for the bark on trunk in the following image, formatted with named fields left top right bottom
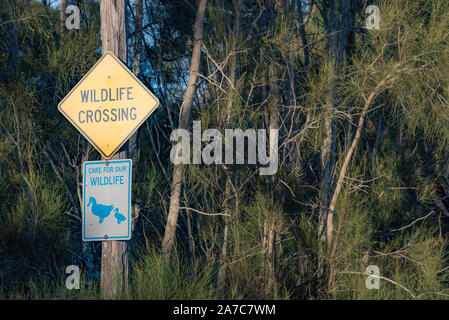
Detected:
left=129, top=0, right=143, bottom=165
left=100, top=0, right=127, bottom=60
left=265, top=62, right=280, bottom=298
left=99, top=0, right=128, bottom=300
left=264, top=221, right=276, bottom=298
left=131, top=0, right=143, bottom=77
left=161, top=0, right=207, bottom=260
left=101, top=149, right=129, bottom=300
left=5, top=0, right=20, bottom=75
left=217, top=217, right=229, bottom=297
left=325, top=0, right=353, bottom=245
left=317, top=0, right=351, bottom=245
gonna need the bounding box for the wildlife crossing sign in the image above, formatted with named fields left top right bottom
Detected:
left=83, top=159, right=132, bottom=241
left=58, top=51, right=159, bottom=159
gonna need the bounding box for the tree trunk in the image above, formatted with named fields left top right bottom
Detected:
left=131, top=0, right=143, bottom=77
left=217, top=0, right=241, bottom=299
left=264, top=221, right=276, bottom=298
left=266, top=61, right=280, bottom=298
left=161, top=0, right=207, bottom=260
left=5, top=0, right=20, bottom=75
left=298, top=0, right=311, bottom=68
left=327, top=74, right=395, bottom=289
left=129, top=0, right=143, bottom=167
left=60, top=0, right=66, bottom=34
left=325, top=0, right=352, bottom=246
left=293, top=2, right=315, bottom=169
left=99, top=0, right=128, bottom=300
left=217, top=216, right=229, bottom=297
left=317, top=0, right=351, bottom=246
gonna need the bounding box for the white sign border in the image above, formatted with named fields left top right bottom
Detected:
left=82, top=159, right=132, bottom=241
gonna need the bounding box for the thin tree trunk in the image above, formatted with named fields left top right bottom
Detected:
left=186, top=210, right=195, bottom=256
left=318, top=0, right=337, bottom=246
left=298, top=0, right=311, bottom=68
left=265, top=62, right=280, bottom=298
left=99, top=0, right=128, bottom=300
left=325, top=0, right=355, bottom=245
left=328, top=75, right=394, bottom=240
left=318, top=0, right=351, bottom=245
left=5, top=0, right=20, bottom=75
left=60, top=0, right=66, bottom=34
left=217, top=0, right=241, bottom=298
left=217, top=217, right=229, bottom=297
left=265, top=222, right=276, bottom=298
left=294, top=1, right=314, bottom=169
left=257, top=2, right=281, bottom=297
left=162, top=0, right=208, bottom=260
left=225, top=0, right=241, bottom=122
left=131, top=0, right=143, bottom=77
left=129, top=0, right=143, bottom=164
left=327, top=74, right=395, bottom=289
left=284, top=1, right=296, bottom=166
left=182, top=188, right=195, bottom=257
left=372, top=107, right=382, bottom=177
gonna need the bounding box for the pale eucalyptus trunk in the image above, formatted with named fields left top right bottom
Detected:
left=265, top=61, right=280, bottom=298
left=162, top=0, right=208, bottom=260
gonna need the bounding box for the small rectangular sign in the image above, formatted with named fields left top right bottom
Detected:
left=82, top=159, right=132, bottom=241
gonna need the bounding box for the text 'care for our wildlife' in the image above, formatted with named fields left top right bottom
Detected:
left=88, top=165, right=127, bottom=186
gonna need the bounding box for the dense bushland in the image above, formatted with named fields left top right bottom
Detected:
left=1, top=0, right=449, bottom=300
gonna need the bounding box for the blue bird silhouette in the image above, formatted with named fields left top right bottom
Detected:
left=113, top=208, right=127, bottom=224
left=87, top=197, right=114, bottom=223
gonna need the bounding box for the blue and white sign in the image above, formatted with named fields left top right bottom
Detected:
left=82, top=159, right=132, bottom=241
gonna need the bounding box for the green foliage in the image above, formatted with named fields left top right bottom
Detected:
left=3, top=0, right=449, bottom=301
left=1, top=246, right=215, bottom=300
left=2, top=274, right=99, bottom=300
left=225, top=193, right=290, bottom=299
left=128, top=246, right=216, bottom=299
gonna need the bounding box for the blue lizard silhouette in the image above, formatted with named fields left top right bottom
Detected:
left=87, top=197, right=114, bottom=224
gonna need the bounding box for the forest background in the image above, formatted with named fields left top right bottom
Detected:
left=1, top=0, right=449, bottom=300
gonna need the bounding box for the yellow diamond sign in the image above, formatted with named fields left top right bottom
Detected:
left=58, top=51, right=159, bottom=159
